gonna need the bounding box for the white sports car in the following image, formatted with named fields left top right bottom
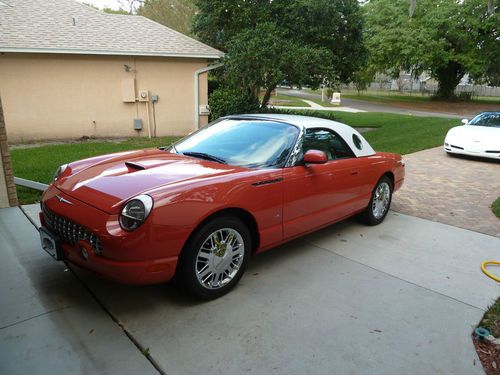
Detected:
left=444, top=112, right=500, bottom=160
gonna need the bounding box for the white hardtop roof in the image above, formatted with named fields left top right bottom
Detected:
left=232, top=114, right=376, bottom=158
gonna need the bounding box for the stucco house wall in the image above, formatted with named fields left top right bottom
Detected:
left=0, top=53, right=209, bottom=141
left=0, top=0, right=221, bottom=142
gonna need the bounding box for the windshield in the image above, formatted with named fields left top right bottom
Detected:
left=171, top=119, right=299, bottom=168
left=469, top=113, right=500, bottom=128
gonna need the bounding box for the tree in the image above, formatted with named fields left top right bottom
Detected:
left=194, top=0, right=365, bottom=107
left=223, top=23, right=333, bottom=107
left=365, top=0, right=499, bottom=99
left=409, top=0, right=496, bottom=16
left=136, top=0, right=197, bottom=35
left=117, top=0, right=145, bottom=13
left=102, top=7, right=129, bottom=15
left=352, top=66, right=375, bottom=94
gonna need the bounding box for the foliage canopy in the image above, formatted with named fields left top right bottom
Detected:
left=194, top=0, right=365, bottom=108
left=364, top=0, right=500, bottom=99
left=136, top=0, right=197, bottom=36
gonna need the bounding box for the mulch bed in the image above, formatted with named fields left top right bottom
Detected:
left=473, top=337, right=500, bottom=374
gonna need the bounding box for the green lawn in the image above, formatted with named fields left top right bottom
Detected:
left=342, top=92, right=432, bottom=103
left=480, top=297, right=500, bottom=337
left=266, top=94, right=309, bottom=107
left=492, top=197, right=500, bottom=218
left=11, top=111, right=458, bottom=205
left=267, top=109, right=458, bottom=154
left=305, top=88, right=500, bottom=105
left=11, top=136, right=180, bottom=205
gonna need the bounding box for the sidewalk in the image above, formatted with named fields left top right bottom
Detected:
left=0, top=207, right=157, bottom=375
left=271, top=98, right=366, bottom=113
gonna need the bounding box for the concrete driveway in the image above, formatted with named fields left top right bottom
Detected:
left=392, top=147, right=500, bottom=237
left=1, top=205, right=499, bottom=374
left=0, top=207, right=156, bottom=375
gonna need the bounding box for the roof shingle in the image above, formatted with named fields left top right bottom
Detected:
left=0, top=0, right=223, bottom=59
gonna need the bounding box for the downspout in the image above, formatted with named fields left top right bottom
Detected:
left=194, top=62, right=224, bottom=130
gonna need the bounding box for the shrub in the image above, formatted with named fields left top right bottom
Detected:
left=208, top=86, right=260, bottom=121
left=492, top=197, right=500, bottom=218
left=263, top=107, right=338, bottom=122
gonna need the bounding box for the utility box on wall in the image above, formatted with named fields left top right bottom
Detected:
left=121, top=78, right=136, bottom=103
left=133, top=118, right=143, bottom=130
left=138, top=90, right=149, bottom=102
left=199, top=104, right=210, bottom=115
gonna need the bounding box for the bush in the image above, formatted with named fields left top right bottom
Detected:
left=208, top=86, right=260, bottom=121
left=492, top=197, right=500, bottom=218
left=263, top=107, right=338, bottom=122
left=207, top=77, right=222, bottom=96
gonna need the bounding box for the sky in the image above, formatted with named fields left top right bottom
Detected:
left=76, top=0, right=124, bottom=11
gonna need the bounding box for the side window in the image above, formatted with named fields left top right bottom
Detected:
left=303, top=128, right=355, bottom=160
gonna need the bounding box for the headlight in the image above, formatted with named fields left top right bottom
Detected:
left=53, top=164, right=68, bottom=181
left=119, top=195, right=154, bottom=231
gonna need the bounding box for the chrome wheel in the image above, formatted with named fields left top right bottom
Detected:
left=372, top=182, right=391, bottom=219
left=195, top=228, right=245, bottom=290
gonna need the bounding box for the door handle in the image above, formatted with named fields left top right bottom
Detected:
left=351, top=171, right=359, bottom=175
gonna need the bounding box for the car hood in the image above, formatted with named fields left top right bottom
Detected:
left=55, top=149, right=243, bottom=213
left=446, top=125, right=500, bottom=148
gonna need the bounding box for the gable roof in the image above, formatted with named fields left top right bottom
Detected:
left=0, top=0, right=223, bottom=59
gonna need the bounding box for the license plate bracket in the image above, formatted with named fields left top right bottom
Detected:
left=40, top=227, right=65, bottom=261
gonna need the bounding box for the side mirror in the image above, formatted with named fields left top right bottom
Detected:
left=461, top=119, right=468, bottom=125
left=304, top=150, right=328, bottom=164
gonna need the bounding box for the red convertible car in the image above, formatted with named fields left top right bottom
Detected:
left=40, top=114, right=405, bottom=299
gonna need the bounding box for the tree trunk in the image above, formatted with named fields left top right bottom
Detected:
left=434, top=61, right=465, bottom=100
left=261, top=85, right=276, bottom=108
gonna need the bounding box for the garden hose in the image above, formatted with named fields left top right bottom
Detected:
left=480, top=261, right=500, bottom=282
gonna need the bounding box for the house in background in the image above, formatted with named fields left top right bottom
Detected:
left=0, top=0, right=222, bottom=142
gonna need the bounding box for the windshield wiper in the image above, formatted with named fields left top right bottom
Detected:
left=182, top=152, right=226, bottom=164
left=159, top=142, right=178, bottom=153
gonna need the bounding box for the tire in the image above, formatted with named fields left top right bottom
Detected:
left=178, top=215, right=251, bottom=300
left=360, top=176, right=393, bottom=226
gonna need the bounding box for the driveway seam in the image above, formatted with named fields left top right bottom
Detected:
left=19, top=205, right=40, bottom=229
left=391, top=208, right=500, bottom=239
left=301, top=238, right=486, bottom=312
left=0, top=306, right=69, bottom=330
left=18, top=207, right=166, bottom=375
left=66, top=265, right=167, bottom=375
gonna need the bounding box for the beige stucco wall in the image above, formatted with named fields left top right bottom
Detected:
left=0, top=53, right=209, bottom=141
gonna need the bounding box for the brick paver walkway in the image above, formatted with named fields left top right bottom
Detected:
left=392, top=147, right=500, bottom=237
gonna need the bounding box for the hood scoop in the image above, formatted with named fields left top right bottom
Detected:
left=125, top=161, right=146, bottom=171
left=124, top=159, right=179, bottom=172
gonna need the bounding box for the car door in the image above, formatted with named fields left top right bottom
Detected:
left=282, top=128, right=362, bottom=239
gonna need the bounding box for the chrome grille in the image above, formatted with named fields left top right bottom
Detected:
left=42, top=205, right=103, bottom=255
